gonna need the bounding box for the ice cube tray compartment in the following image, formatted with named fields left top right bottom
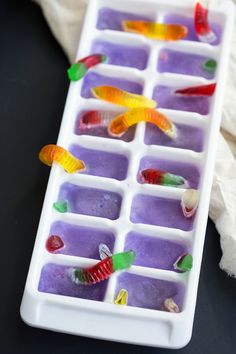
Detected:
left=124, top=231, right=189, bottom=271
left=137, top=155, right=201, bottom=188
left=115, top=272, right=185, bottom=311
left=91, top=38, right=150, bottom=70
left=21, top=0, right=235, bottom=349
left=48, top=220, right=116, bottom=258
left=130, top=193, right=195, bottom=231
left=68, top=143, right=129, bottom=181
left=57, top=182, right=122, bottom=220
left=163, top=13, right=222, bottom=45
left=39, top=263, right=109, bottom=301
left=157, top=48, right=217, bottom=79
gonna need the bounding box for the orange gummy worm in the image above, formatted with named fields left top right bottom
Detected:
left=122, top=21, right=188, bottom=41
left=108, top=108, right=176, bottom=138
left=91, top=85, right=157, bottom=109
left=39, top=144, right=85, bottom=173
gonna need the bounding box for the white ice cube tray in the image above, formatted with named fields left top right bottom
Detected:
left=21, top=0, right=235, bottom=348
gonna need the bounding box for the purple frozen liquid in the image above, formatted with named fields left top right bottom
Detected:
left=131, top=194, right=194, bottom=231
left=81, top=72, right=143, bottom=99
left=69, top=144, right=128, bottom=181
left=38, top=263, right=107, bottom=301
left=164, top=14, right=222, bottom=45
left=58, top=183, right=122, bottom=220
left=97, top=8, right=153, bottom=31
left=153, top=85, right=210, bottom=115
left=124, top=232, right=188, bottom=271
left=115, top=272, right=184, bottom=311
left=91, top=40, right=149, bottom=70
left=158, top=49, right=216, bottom=79
left=138, top=156, right=200, bottom=189
left=49, top=221, right=115, bottom=259
left=74, top=110, right=135, bottom=142
left=145, top=122, right=204, bottom=152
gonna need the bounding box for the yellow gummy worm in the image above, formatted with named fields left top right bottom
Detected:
left=114, top=289, right=128, bottom=305
left=108, top=107, right=176, bottom=138
left=122, top=21, right=188, bottom=41
left=91, top=85, right=157, bottom=109
left=39, top=144, right=85, bottom=173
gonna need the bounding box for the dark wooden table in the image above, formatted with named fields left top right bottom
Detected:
left=1, top=1, right=236, bottom=353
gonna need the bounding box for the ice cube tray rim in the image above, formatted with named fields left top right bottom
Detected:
left=21, top=0, right=235, bottom=348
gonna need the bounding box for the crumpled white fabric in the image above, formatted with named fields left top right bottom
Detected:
left=34, top=0, right=236, bottom=277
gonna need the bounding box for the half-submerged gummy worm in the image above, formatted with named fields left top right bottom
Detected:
left=122, top=21, right=188, bottom=41
left=203, top=58, right=217, bottom=73
left=39, top=144, right=85, bottom=173
left=164, top=298, right=180, bottom=313
left=140, top=169, right=189, bottom=188
left=175, top=83, right=216, bottom=96
left=99, top=243, right=112, bottom=260
left=79, top=110, right=119, bottom=130
left=92, top=86, right=157, bottom=109
left=67, top=54, right=108, bottom=81
left=181, top=189, right=199, bottom=218
left=70, top=250, right=135, bottom=285
left=174, top=254, right=193, bottom=272
left=46, top=235, right=64, bottom=253
left=194, top=1, right=216, bottom=43
left=108, top=108, right=176, bottom=138
left=114, top=289, right=128, bottom=306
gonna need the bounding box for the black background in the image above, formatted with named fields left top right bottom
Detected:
left=1, top=1, right=236, bottom=353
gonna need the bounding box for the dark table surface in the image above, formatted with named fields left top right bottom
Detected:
left=1, top=1, right=236, bottom=353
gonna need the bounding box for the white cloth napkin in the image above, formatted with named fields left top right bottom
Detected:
left=34, top=0, right=236, bottom=277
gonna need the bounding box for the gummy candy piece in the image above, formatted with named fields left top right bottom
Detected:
left=46, top=235, right=64, bottom=253
left=122, top=21, right=188, bottom=41
left=175, top=83, right=216, bottom=96
left=92, top=85, right=156, bottom=109
left=99, top=243, right=112, bottom=260
left=194, top=1, right=216, bottom=43
left=39, top=144, right=85, bottom=173
left=108, top=108, right=175, bottom=138
left=67, top=54, right=108, bottom=81
left=181, top=189, right=199, bottom=218
left=53, top=201, right=68, bottom=213
left=174, top=254, right=193, bottom=272
left=79, top=110, right=118, bottom=130
left=203, top=58, right=217, bottom=73
left=140, top=169, right=189, bottom=188
left=70, top=250, right=135, bottom=285
left=114, top=289, right=128, bottom=305
left=164, top=298, right=180, bottom=313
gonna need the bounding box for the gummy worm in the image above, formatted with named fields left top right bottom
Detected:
left=108, top=108, right=176, bottom=138
left=79, top=110, right=119, bottom=129
left=67, top=54, right=108, bottom=81
left=194, top=1, right=216, bottom=43
left=70, top=250, right=135, bottom=285
left=175, top=83, right=216, bottom=96
left=92, top=85, right=157, bottom=109
left=174, top=254, right=193, bottom=272
left=39, top=144, right=85, bottom=173
left=122, top=21, right=188, bottom=41
left=114, top=289, right=128, bottom=305
left=140, top=169, right=189, bottom=188
left=181, top=189, right=199, bottom=218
